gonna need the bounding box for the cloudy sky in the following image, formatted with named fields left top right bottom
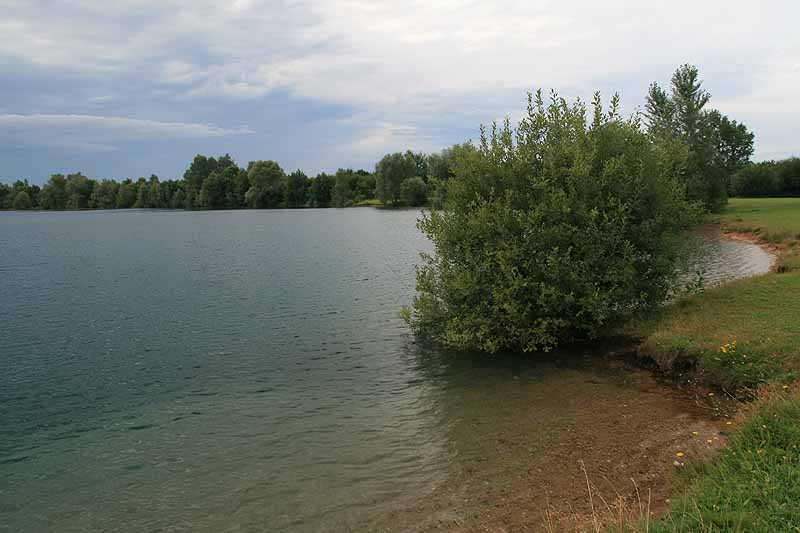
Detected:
left=1, top=0, right=798, bottom=183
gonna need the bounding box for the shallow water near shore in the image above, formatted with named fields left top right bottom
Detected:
left=685, top=225, right=774, bottom=287
left=0, top=210, right=773, bottom=531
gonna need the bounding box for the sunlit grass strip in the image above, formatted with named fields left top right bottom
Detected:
left=637, top=271, right=800, bottom=390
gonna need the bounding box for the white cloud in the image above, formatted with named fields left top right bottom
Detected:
left=0, top=114, right=253, bottom=152
left=1, top=0, right=799, bottom=165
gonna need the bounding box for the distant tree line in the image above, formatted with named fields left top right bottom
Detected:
left=0, top=147, right=473, bottom=211
left=730, top=158, right=800, bottom=197
left=1, top=65, right=770, bottom=214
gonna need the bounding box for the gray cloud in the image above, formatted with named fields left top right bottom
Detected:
left=1, top=0, right=798, bottom=180
left=0, top=114, right=253, bottom=152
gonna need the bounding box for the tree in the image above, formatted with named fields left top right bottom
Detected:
left=0, top=182, right=11, bottom=208
left=730, top=158, right=800, bottom=197
left=198, top=171, right=227, bottom=209
left=221, top=167, right=247, bottom=208
left=401, top=176, right=428, bottom=206
left=407, top=90, right=700, bottom=353
left=427, top=177, right=448, bottom=209
left=332, top=169, right=360, bottom=207
left=426, top=153, right=450, bottom=183
left=707, top=110, right=754, bottom=178
left=777, top=158, right=800, bottom=196
left=406, top=150, right=428, bottom=180
left=134, top=178, right=148, bottom=208
left=646, top=64, right=754, bottom=211
left=376, top=152, right=416, bottom=205
left=286, top=170, right=309, bottom=208
left=12, top=191, right=31, bottom=209
left=354, top=171, right=376, bottom=201
left=308, top=173, right=334, bottom=207
left=88, top=180, right=119, bottom=209
left=115, top=179, right=138, bottom=208
left=183, top=155, right=213, bottom=207
left=64, top=173, right=94, bottom=209
left=171, top=188, right=187, bottom=209
left=40, top=174, right=67, bottom=210
left=245, top=160, right=286, bottom=208
left=147, top=175, right=163, bottom=207
left=27, top=184, right=41, bottom=208
left=427, top=144, right=476, bottom=189
left=731, top=162, right=780, bottom=197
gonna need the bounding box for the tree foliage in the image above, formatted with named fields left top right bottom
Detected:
left=407, top=91, right=701, bottom=353
left=375, top=152, right=416, bottom=205
left=89, top=180, right=119, bottom=209
left=401, top=176, right=428, bottom=206
left=287, top=170, right=309, bottom=208
left=4, top=66, right=753, bottom=215
left=40, top=174, right=67, bottom=210
left=246, top=160, right=286, bottom=208
left=308, top=172, right=335, bottom=207
left=646, top=64, right=754, bottom=212
left=731, top=158, right=800, bottom=197
left=12, top=191, right=32, bottom=209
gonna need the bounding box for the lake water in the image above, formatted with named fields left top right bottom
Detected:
left=0, top=210, right=773, bottom=532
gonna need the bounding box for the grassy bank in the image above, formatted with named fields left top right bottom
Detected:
left=636, top=198, right=800, bottom=390
left=632, top=198, right=800, bottom=530
left=647, top=387, right=800, bottom=532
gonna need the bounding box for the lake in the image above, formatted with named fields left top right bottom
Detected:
left=0, top=209, right=773, bottom=532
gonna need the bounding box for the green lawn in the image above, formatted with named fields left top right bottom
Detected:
left=632, top=198, right=800, bottom=532
left=638, top=272, right=800, bottom=389
left=716, top=197, right=800, bottom=244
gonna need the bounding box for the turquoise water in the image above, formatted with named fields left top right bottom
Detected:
left=0, top=209, right=448, bottom=531
left=0, top=210, right=773, bottom=532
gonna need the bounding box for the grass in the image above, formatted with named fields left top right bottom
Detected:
left=634, top=198, right=800, bottom=390
left=647, top=387, right=800, bottom=532
left=631, top=198, right=800, bottom=531
left=715, top=197, right=800, bottom=244
left=636, top=272, right=800, bottom=389
left=350, top=198, right=383, bottom=207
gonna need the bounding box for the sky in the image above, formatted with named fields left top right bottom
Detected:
left=1, top=0, right=798, bottom=184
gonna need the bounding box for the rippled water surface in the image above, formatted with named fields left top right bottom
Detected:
left=686, top=225, right=774, bottom=287
left=0, top=211, right=773, bottom=532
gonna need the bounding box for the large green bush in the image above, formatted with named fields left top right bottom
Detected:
left=407, top=91, right=701, bottom=353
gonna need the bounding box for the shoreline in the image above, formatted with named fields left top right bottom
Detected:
left=626, top=199, right=800, bottom=530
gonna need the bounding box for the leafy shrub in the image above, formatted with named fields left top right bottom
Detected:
left=407, top=91, right=701, bottom=353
